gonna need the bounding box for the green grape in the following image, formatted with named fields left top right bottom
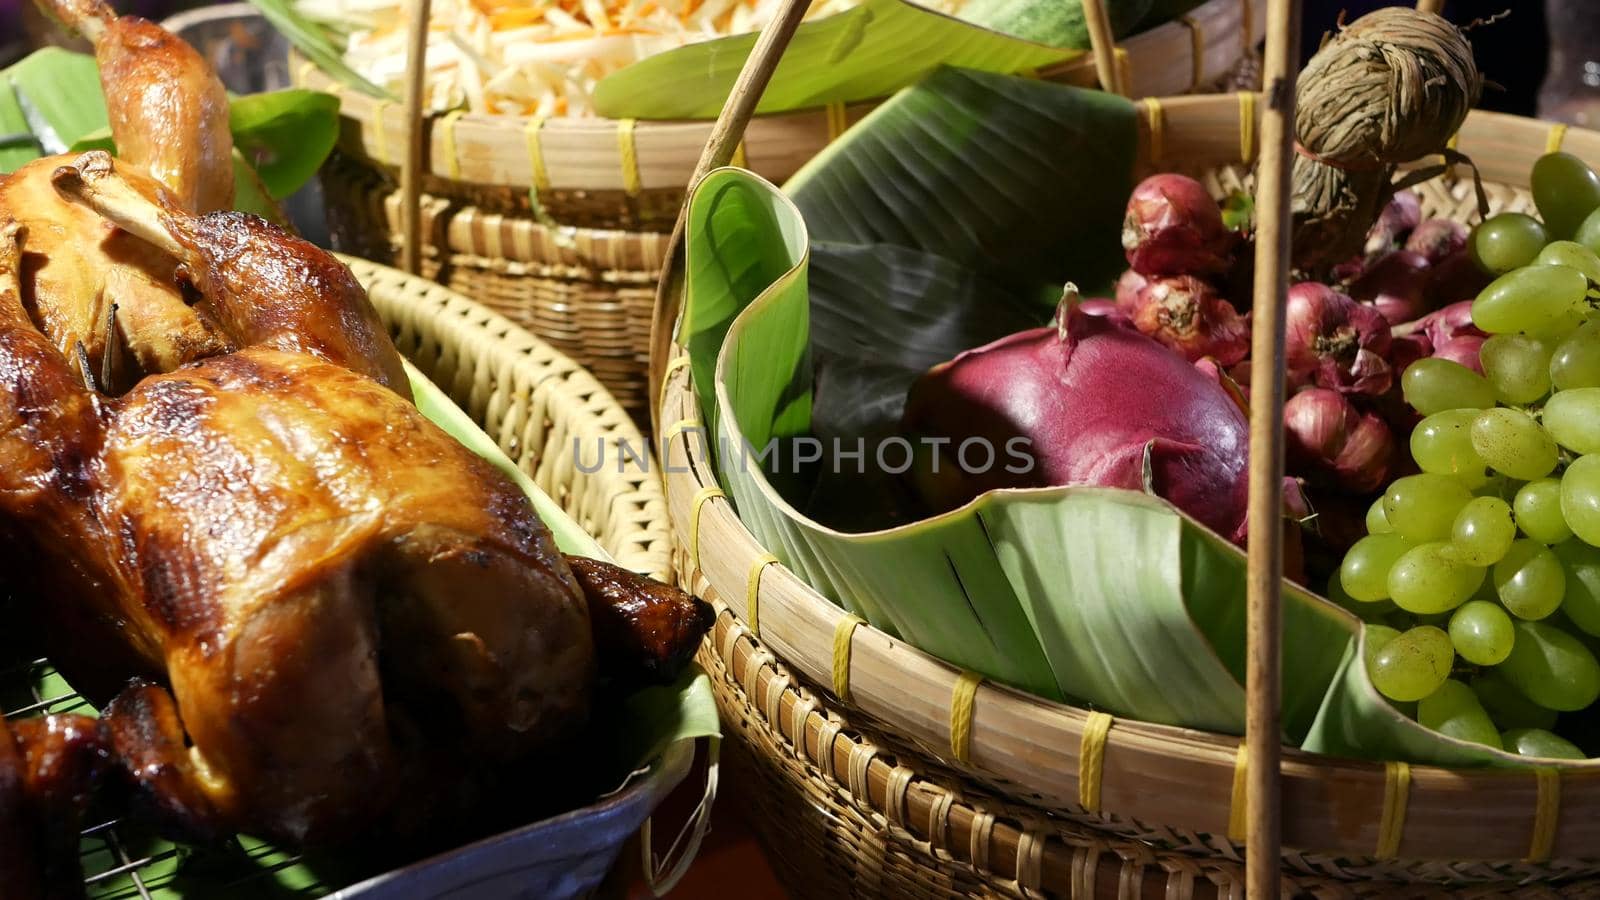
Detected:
left=1472, top=671, right=1559, bottom=730
left=1498, top=619, right=1600, bottom=711
left=1470, top=408, right=1559, bottom=481
left=1340, top=534, right=1413, bottom=602
left=1366, top=497, right=1394, bottom=534
left=1369, top=626, right=1455, bottom=702
left=1410, top=410, right=1492, bottom=487
left=1576, top=206, right=1600, bottom=256
left=1555, top=540, right=1600, bottom=636
left=1493, top=539, right=1566, bottom=620
left=1451, top=496, right=1517, bottom=565
left=1390, top=542, right=1486, bottom=614
left=1561, top=454, right=1600, bottom=547
left=1550, top=321, right=1600, bottom=391
left=1532, top=152, right=1600, bottom=239
left=1401, top=358, right=1496, bottom=415
left=1502, top=728, right=1587, bottom=760
left=1449, top=599, right=1516, bottom=665
left=1544, top=387, right=1600, bottom=454
left=1471, top=264, right=1588, bottom=336
left=1471, top=212, right=1549, bottom=275
left=1536, top=240, right=1600, bottom=282
left=1382, top=473, right=1474, bottom=543
left=1418, top=679, right=1504, bottom=748
left=1480, top=333, right=1555, bottom=404
left=1363, top=623, right=1402, bottom=672
left=1515, top=478, right=1574, bottom=544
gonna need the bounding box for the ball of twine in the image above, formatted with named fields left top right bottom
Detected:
left=1295, top=8, right=1482, bottom=170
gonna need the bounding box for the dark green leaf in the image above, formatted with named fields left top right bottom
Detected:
left=229, top=89, right=340, bottom=198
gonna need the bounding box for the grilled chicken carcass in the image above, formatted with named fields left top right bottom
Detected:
left=0, top=714, right=109, bottom=900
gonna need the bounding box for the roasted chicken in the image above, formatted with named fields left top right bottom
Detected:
left=0, top=0, right=711, bottom=881
left=0, top=714, right=109, bottom=900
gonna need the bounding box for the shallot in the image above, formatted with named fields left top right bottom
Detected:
left=1285, top=282, right=1394, bottom=396
left=903, top=291, right=1253, bottom=541
left=1349, top=250, right=1433, bottom=325
left=1124, top=275, right=1250, bottom=365
left=1364, top=190, right=1423, bottom=257
left=1433, top=335, right=1487, bottom=374
left=1284, top=388, right=1395, bottom=493
left=1121, top=174, right=1235, bottom=277
left=1405, top=218, right=1469, bottom=264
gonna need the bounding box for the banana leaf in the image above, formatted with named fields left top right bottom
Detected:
left=593, top=0, right=1072, bottom=120
left=245, top=0, right=392, bottom=100
left=679, top=67, right=1583, bottom=766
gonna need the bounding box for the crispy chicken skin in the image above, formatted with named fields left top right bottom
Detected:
left=0, top=218, right=593, bottom=843
left=0, top=715, right=109, bottom=900
left=565, top=556, right=715, bottom=691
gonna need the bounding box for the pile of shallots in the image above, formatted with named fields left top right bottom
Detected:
left=1110, top=174, right=1491, bottom=551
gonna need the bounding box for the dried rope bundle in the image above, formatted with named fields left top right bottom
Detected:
left=1287, top=7, right=1483, bottom=271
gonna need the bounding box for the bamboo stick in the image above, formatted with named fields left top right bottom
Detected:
left=646, top=0, right=812, bottom=433
left=1079, top=0, right=1125, bottom=96
left=1415, top=0, right=1444, bottom=14
left=1245, top=0, right=1301, bottom=896
left=400, top=0, right=432, bottom=274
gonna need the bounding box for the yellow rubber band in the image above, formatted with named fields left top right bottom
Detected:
left=1375, top=761, right=1410, bottom=859
left=438, top=110, right=465, bottom=180
left=1528, top=768, right=1561, bottom=862
left=746, top=553, right=777, bottom=637
left=1078, top=711, right=1113, bottom=813
left=1238, top=92, right=1256, bottom=162
left=949, top=671, right=984, bottom=765
left=1113, top=47, right=1131, bottom=97
left=731, top=140, right=748, bottom=169
left=1447, top=132, right=1460, bottom=151
left=688, top=486, right=724, bottom=573
left=663, top=417, right=703, bottom=447
left=831, top=615, right=865, bottom=702
left=617, top=118, right=641, bottom=197
left=525, top=115, right=551, bottom=194
left=372, top=100, right=395, bottom=165
left=825, top=102, right=848, bottom=143
left=1144, top=97, right=1165, bottom=165
left=1227, top=743, right=1249, bottom=842
left=1180, top=15, right=1205, bottom=91
left=1547, top=123, right=1569, bottom=154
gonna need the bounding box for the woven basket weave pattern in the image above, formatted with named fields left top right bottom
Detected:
left=659, top=101, right=1600, bottom=896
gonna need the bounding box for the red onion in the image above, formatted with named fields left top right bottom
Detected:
left=1427, top=249, right=1493, bottom=307
left=1349, top=250, right=1433, bottom=325
left=1389, top=331, right=1433, bottom=375
left=1125, top=275, right=1251, bottom=365
left=1285, top=282, right=1393, bottom=396
left=903, top=296, right=1252, bottom=542
left=1404, top=218, right=1468, bottom=264
left=1363, top=190, right=1423, bottom=257
left=1284, top=388, right=1395, bottom=493
left=1114, top=269, right=1147, bottom=314
left=1410, top=299, right=1485, bottom=347
left=1121, top=174, right=1235, bottom=277
left=1433, top=335, right=1487, bottom=374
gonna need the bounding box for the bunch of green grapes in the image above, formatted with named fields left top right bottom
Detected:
left=1335, top=152, right=1600, bottom=760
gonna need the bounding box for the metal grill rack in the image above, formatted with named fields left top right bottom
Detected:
left=2, top=657, right=321, bottom=899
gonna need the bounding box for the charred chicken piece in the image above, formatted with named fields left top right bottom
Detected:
left=0, top=218, right=591, bottom=844
left=565, top=556, right=715, bottom=691
left=0, top=714, right=111, bottom=900
left=52, top=153, right=409, bottom=395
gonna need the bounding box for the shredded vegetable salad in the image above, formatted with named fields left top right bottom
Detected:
left=293, top=0, right=948, bottom=116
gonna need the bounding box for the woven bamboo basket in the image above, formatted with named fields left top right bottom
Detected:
left=650, top=11, right=1600, bottom=898
left=299, top=0, right=1267, bottom=421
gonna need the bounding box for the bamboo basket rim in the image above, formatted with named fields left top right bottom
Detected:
left=652, top=96, right=1600, bottom=865
left=290, top=0, right=1264, bottom=195
left=344, top=254, right=672, bottom=582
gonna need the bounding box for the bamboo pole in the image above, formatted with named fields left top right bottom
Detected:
left=399, top=0, right=432, bottom=275
left=1245, top=0, right=1300, bottom=896
left=647, top=0, right=812, bottom=434
left=1079, top=0, right=1125, bottom=96
left=1415, top=0, right=1444, bottom=14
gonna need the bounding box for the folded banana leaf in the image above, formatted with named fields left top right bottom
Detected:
left=679, top=66, right=1583, bottom=766
left=0, top=47, right=336, bottom=221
